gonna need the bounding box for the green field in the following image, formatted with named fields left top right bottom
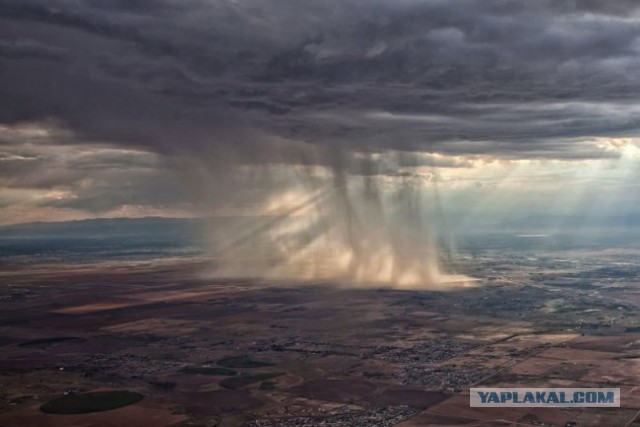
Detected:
left=217, top=355, right=273, bottom=368
left=259, top=381, right=276, bottom=390
left=219, top=372, right=283, bottom=390
left=180, top=366, right=237, bottom=376
left=40, top=391, right=143, bottom=414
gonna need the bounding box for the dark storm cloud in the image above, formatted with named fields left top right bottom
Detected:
left=1, top=0, right=640, bottom=160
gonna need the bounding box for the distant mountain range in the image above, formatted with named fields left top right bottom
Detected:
left=499, top=213, right=640, bottom=230
left=0, top=217, right=197, bottom=240
left=0, top=217, right=204, bottom=260
left=4, top=211, right=640, bottom=238
left=1, top=214, right=639, bottom=261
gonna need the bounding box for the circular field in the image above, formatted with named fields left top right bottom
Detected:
left=40, top=391, right=144, bottom=414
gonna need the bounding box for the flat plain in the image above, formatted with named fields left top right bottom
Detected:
left=2, top=247, right=640, bottom=426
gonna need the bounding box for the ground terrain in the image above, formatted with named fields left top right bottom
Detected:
left=2, top=245, right=640, bottom=426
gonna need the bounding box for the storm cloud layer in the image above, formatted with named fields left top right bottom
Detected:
left=2, top=0, right=640, bottom=158
left=2, top=1, right=640, bottom=285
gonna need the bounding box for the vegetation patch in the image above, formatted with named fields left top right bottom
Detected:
left=259, top=381, right=276, bottom=391
left=180, top=366, right=237, bottom=376
left=19, top=336, right=84, bottom=347
left=40, top=391, right=143, bottom=414
left=219, top=373, right=283, bottom=390
left=217, top=355, right=273, bottom=368
left=148, top=380, right=177, bottom=390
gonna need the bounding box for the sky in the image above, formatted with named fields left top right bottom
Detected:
left=2, top=0, right=640, bottom=227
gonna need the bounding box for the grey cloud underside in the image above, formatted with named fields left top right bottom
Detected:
left=0, top=137, right=187, bottom=211
left=2, top=0, right=640, bottom=160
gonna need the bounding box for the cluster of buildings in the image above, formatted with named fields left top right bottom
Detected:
left=365, top=339, right=476, bottom=364
left=396, top=365, right=490, bottom=392
left=246, top=406, right=416, bottom=427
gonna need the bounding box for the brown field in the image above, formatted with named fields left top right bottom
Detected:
left=101, top=318, right=200, bottom=336
left=572, top=408, right=639, bottom=427
left=580, top=359, right=640, bottom=385
left=124, top=290, right=220, bottom=302
left=396, top=412, right=514, bottom=426
left=425, top=395, right=579, bottom=425
left=52, top=301, right=145, bottom=314
left=290, top=379, right=379, bottom=403
left=565, top=334, right=640, bottom=352
left=373, top=389, right=448, bottom=408
left=507, top=356, right=591, bottom=379
left=535, top=347, right=621, bottom=362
